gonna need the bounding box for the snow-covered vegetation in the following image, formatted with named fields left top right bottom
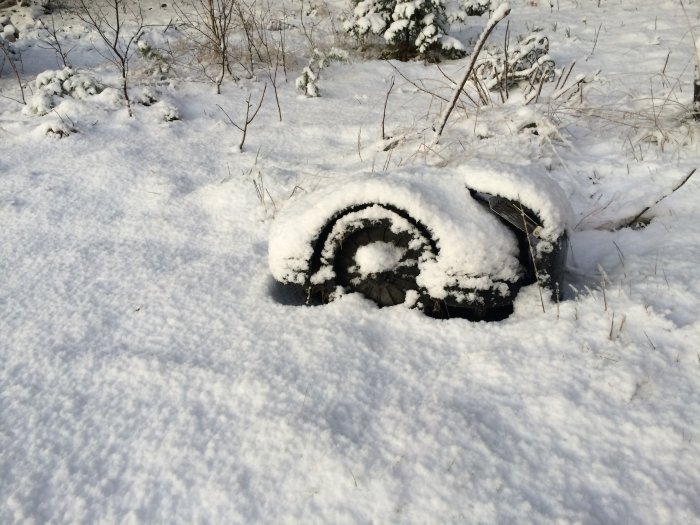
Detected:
left=2, top=0, right=700, bottom=522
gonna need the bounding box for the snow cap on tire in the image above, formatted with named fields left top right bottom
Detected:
left=462, top=161, right=573, bottom=242
left=269, top=166, right=548, bottom=293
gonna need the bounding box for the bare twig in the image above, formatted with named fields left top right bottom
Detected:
left=299, top=0, right=316, bottom=50
left=503, top=20, right=510, bottom=100
left=471, top=71, right=491, bottom=105
left=381, top=75, right=395, bottom=140
left=173, top=0, right=237, bottom=92
left=251, top=3, right=284, bottom=120
left=40, top=14, right=73, bottom=68
left=0, top=43, right=25, bottom=104
left=519, top=200, right=545, bottom=313
left=586, top=23, right=602, bottom=61
left=217, top=83, right=267, bottom=151
left=556, top=60, right=575, bottom=90
left=75, top=0, right=146, bottom=116
left=385, top=60, right=450, bottom=103
left=436, top=64, right=480, bottom=107
left=357, top=125, right=363, bottom=161
left=433, top=4, right=510, bottom=144
left=622, top=168, right=696, bottom=228
left=680, top=0, right=700, bottom=118
left=608, top=312, right=615, bottom=340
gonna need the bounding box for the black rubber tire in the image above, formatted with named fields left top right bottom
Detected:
left=333, top=219, right=431, bottom=307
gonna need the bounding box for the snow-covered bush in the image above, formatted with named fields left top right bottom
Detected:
left=1, top=21, right=26, bottom=103
left=37, top=119, right=76, bottom=138
left=157, top=101, right=180, bottom=122
left=296, top=66, right=319, bottom=97
left=137, top=37, right=172, bottom=79
left=0, top=15, right=19, bottom=42
left=25, top=67, right=103, bottom=115
left=1, top=16, right=19, bottom=78
left=462, top=0, right=491, bottom=16
left=133, top=87, right=181, bottom=122
left=295, top=48, right=350, bottom=97
left=345, top=0, right=468, bottom=60
left=444, top=0, right=491, bottom=22
left=476, top=32, right=555, bottom=92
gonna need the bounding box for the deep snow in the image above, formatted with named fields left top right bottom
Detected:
left=2, top=0, right=700, bottom=523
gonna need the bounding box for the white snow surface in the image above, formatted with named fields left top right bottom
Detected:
left=354, top=241, right=406, bottom=276
left=2, top=0, right=700, bottom=523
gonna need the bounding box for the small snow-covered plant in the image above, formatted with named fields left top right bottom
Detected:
left=295, top=49, right=323, bottom=97
left=0, top=15, right=19, bottom=42
left=345, top=0, right=466, bottom=60
left=295, top=48, right=348, bottom=97
left=462, top=0, right=491, bottom=16
left=158, top=101, right=181, bottom=122
left=25, top=67, right=103, bottom=115
left=133, top=87, right=180, bottom=121
left=296, top=65, right=319, bottom=97
left=40, top=118, right=77, bottom=138
left=326, top=47, right=350, bottom=63
left=475, top=32, right=555, bottom=94
left=137, top=38, right=172, bottom=78
left=444, top=0, right=491, bottom=23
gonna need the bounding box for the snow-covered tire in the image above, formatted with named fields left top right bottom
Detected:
left=305, top=204, right=438, bottom=308
left=333, top=218, right=431, bottom=307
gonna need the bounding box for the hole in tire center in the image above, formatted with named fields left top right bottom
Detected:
left=352, top=241, right=407, bottom=277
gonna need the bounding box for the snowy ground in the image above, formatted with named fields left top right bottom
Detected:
left=2, top=0, right=700, bottom=522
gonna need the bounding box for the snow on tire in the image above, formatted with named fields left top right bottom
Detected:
left=308, top=204, right=437, bottom=307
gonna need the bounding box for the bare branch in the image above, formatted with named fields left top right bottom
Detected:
left=217, top=84, right=267, bottom=151
left=433, top=4, right=511, bottom=144
left=75, top=0, right=145, bottom=117
left=622, top=168, right=697, bottom=228
left=216, top=103, right=244, bottom=131
left=381, top=75, right=395, bottom=140
left=385, top=60, right=450, bottom=103
left=0, top=42, right=25, bottom=104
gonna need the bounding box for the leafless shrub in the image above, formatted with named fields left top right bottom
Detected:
left=74, top=0, right=145, bottom=117
left=434, top=5, right=510, bottom=143
left=174, top=0, right=292, bottom=106
left=39, top=14, right=72, bottom=68
left=0, top=37, right=25, bottom=104
left=247, top=0, right=288, bottom=120
left=217, top=83, right=266, bottom=151
left=174, top=0, right=237, bottom=93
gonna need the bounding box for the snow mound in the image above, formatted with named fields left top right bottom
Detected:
left=24, top=68, right=104, bottom=116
